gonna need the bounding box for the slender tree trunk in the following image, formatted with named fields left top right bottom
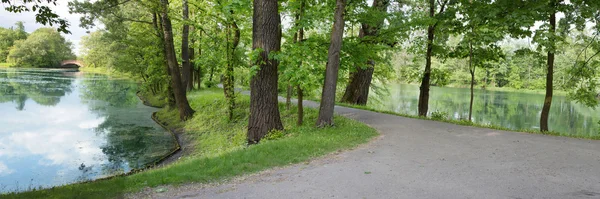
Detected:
left=469, top=52, right=475, bottom=121
left=248, top=0, right=284, bottom=144
left=181, top=0, right=193, bottom=92
left=224, top=14, right=240, bottom=121
left=418, top=0, right=436, bottom=117
left=160, top=0, right=194, bottom=121
left=153, top=12, right=176, bottom=107
left=296, top=0, right=306, bottom=126
left=316, top=0, right=346, bottom=127
left=341, top=0, right=389, bottom=105
left=540, top=4, right=556, bottom=132
left=188, top=26, right=195, bottom=91
left=196, top=33, right=202, bottom=89
left=468, top=27, right=474, bottom=121
left=297, top=2, right=306, bottom=125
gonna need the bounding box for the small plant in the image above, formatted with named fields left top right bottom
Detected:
left=204, top=80, right=218, bottom=88
left=430, top=110, right=448, bottom=120
left=263, top=129, right=286, bottom=141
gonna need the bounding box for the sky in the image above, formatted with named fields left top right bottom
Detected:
left=0, top=1, right=96, bottom=56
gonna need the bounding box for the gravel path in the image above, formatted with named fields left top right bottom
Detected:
left=135, top=97, right=600, bottom=199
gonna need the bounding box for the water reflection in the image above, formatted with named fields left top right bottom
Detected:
left=0, top=69, right=177, bottom=193
left=371, top=84, right=600, bottom=137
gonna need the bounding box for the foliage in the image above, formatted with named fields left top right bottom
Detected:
left=0, top=22, right=27, bottom=62
left=6, top=28, right=75, bottom=68
left=1, top=0, right=70, bottom=33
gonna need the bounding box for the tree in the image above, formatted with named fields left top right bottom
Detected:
left=159, top=0, right=195, bottom=121
left=247, top=0, right=284, bottom=144
left=7, top=28, right=75, bottom=68
left=181, top=0, right=193, bottom=92
left=417, top=0, right=449, bottom=117
left=340, top=0, right=390, bottom=105
left=0, top=22, right=28, bottom=62
left=539, top=0, right=557, bottom=132
left=316, top=0, right=346, bottom=127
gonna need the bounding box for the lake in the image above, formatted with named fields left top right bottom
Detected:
left=0, top=68, right=178, bottom=193
left=370, top=84, right=600, bottom=137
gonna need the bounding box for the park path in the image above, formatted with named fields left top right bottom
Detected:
left=137, top=97, right=600, bottom=199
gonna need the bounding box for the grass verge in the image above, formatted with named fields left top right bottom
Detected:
left=3, top=89, right=377, bottom=199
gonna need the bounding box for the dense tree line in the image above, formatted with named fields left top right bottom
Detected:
left=0, top=23, right=75, bottom=67
left=4, top=0, right=600, bottom=142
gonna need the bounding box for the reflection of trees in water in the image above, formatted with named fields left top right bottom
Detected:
left=377, top=84, right=600, bottom=136
left=0, top=69, right=74, bottom=110
left=79, top=74, right=138, bottom=108
left=78, top=74, right=177, bottom=174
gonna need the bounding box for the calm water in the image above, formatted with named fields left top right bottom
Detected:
left=370, top=84, right=600, bottom=137
left=0, top=69, right=178, bottom=193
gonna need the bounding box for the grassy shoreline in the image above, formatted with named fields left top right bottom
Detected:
left=336, top=102, right=600, bottom=140
left=3, top=89, right=378, bottom=199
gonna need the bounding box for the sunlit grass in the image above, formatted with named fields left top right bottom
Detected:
left=3, top=89, right=377, bottom=199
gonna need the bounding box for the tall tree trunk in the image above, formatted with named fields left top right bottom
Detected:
left=296, top=0, right=305, bottom=125
left=417, top=0, right=436, bottom=117
left=248, top=0, right=284, bottom=144
left=188, top=26, right=195, bottom=91
left=224, top=14, right=240, bottom=121
left=340, top=0, right=389, bottom=105
left=196, top=31, right=203, bottom=89
left=468, top=41, right=475, bottom=121
left=316, top=0, right=346, bottom=127
left=153, top=12, right=176, bottom=107
left=160, top=0, right=194, bottom=121
left=540, top=3, right=556, bottom=132
left=181, top=0, right=193, bottom=92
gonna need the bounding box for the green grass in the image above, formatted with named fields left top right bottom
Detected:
left=3, top=89, right=377, bottom=199
left=79, top=67, right=132, bottom=78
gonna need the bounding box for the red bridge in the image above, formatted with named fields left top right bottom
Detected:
left=60, top=60, right=84, bottom=68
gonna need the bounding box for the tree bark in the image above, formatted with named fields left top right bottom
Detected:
left=247, top=0, right=284, bottom=144
left=316, top=0, right=346, bottom=127
left=340, top=0, right=389, bottom=105
left=160, top=0, right=194, bottom=121
left=540, top=3, right=556, bottom=132
left=181, top=0, right=193, bottom=92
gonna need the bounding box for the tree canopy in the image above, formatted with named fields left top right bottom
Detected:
left=7, top=28, right=75, bottom=68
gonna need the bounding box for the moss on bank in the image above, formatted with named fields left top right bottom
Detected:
left=3, top=89, right=377, bottom=199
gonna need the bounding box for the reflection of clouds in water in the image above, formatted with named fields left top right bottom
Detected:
left=1, top=128, right=106, bottom=166
left=0, top=94, right=108, bottom=167
left=0, top=162, right=14, bottom=175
